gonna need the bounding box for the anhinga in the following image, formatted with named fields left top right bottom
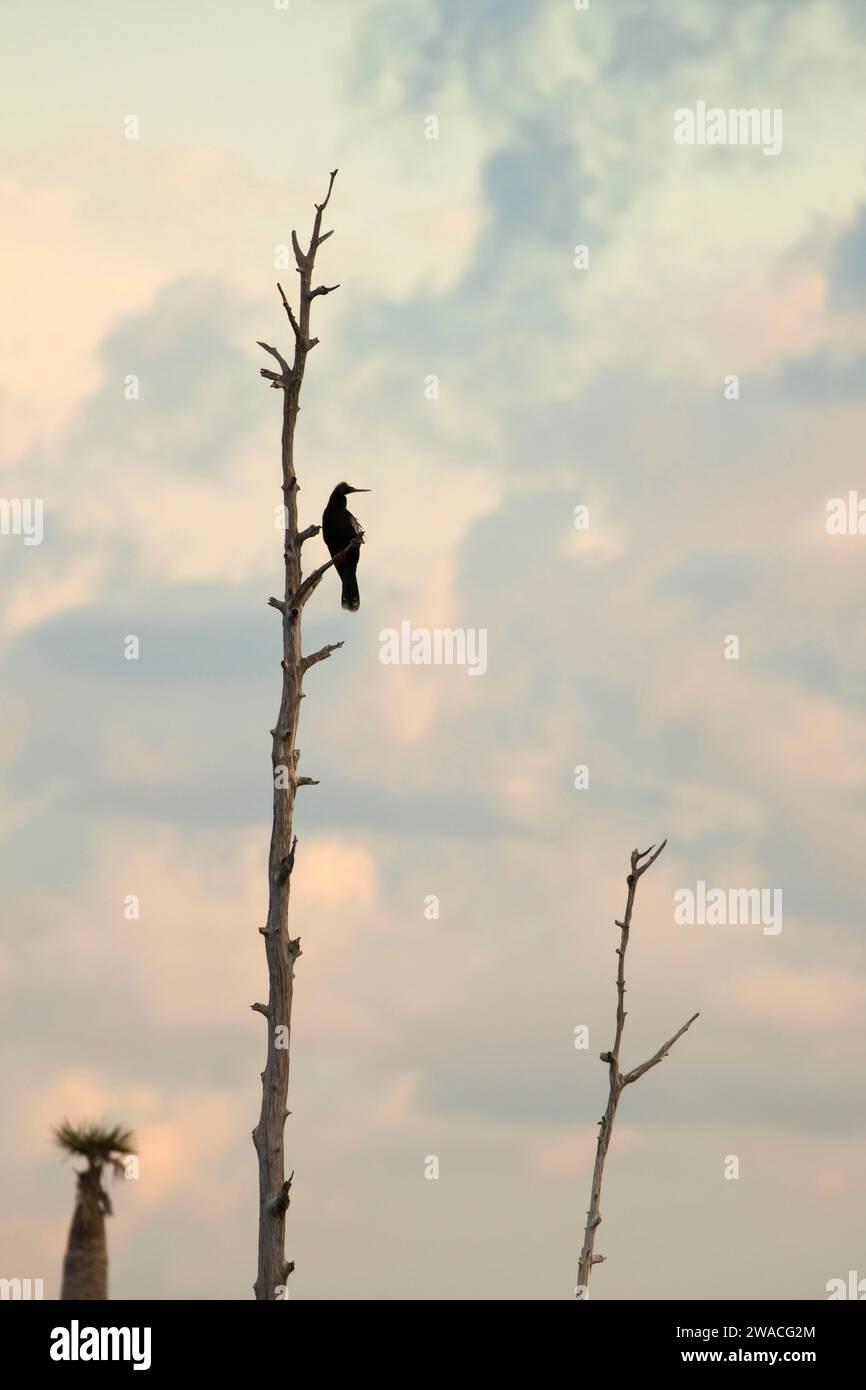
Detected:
left=322, top=482, right=369, bottom=612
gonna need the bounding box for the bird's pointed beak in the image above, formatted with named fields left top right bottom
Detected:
left=348, top=486, right=371, bottom=493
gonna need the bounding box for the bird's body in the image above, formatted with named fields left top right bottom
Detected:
left=322, top=482, right=369, bottom=612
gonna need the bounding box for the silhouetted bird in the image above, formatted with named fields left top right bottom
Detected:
left=322, top=482, right=369, bottom=612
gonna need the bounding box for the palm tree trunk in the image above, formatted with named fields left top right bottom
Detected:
left=60, top=1166, right=108, bottom=1300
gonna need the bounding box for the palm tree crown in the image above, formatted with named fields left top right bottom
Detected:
left=54, top=1121, right=136, bottom=1176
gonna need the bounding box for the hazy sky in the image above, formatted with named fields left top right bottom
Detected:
left=2, top=0, right=866, bottom=1300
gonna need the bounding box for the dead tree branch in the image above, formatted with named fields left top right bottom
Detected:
left=576, top=839, right=699, bottom=1298
left=287, top=536, right=362, bottom=613
left=251, top=170, right=345, bottom=1301
left=306, top=282, right=341, bottom=301
left=294, top=524, right=320, bottom=548
left=302, top=642, right=344, bottom=672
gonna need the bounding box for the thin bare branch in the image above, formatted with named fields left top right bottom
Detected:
left=287, top=535, right=362, bottom=612
left=632, top=838, right=668, bottom=881
left=315, top=169, right=338, bottom=214
left=621, top=1013, right=700, bottom=1087
left=277, top=283, right=305, bottom=349
left=302, top=641, right=344, bottom=672
left=290, top=231, right=306, bottom=270
left=576, top=838, right=697, bottom=1297
left=306, top=282, right=340, bottom=301
left=295, top=524, right=320, bottom=546
left=257, top=340, right=291, bottom=377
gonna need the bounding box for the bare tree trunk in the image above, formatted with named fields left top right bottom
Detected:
left=60, top=1166, right=109, bottom=1301
left=250, top=171, right=355, bottom=1300
left=576, top=840, right=699, bottom=1298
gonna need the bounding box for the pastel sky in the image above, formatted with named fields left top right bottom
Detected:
left=2, top=0, right=865, bottom=1300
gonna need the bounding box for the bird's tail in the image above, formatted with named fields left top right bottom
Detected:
left=341, top=571, right=360, bottom=612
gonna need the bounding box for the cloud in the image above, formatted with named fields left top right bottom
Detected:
left=0, top=176, right=163, bottom=459
left=732, top=969, right=865, bottom=1026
